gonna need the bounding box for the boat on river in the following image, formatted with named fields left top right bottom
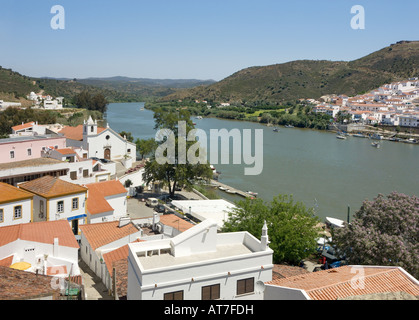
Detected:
left=273, top=127, right=279, bottom=132
left=325, top=217, right=345, bottom=228
left=372, top=141, right=381, bottom=148
left=246, top=191, right=258, bottom=197
left=285, top=124, right=294, bottom=128
left=371, top=133, right=383, bottom=140
left=336, top=134, right=347, bottom=140
left=353, top=133, right=367, bottom=138
left=226, top=189, right=236, bottom=194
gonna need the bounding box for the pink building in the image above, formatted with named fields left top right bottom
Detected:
left=0, top=135, right=66, bottom=164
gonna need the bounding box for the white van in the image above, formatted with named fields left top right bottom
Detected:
left=146, top=198, right=159, bottom=207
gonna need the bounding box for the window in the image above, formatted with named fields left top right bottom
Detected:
left=27, top=149, right=32, bottom=156
left=14, top=206, right=22, bottom=219
left=39, top=201, right=44, bottom=217
left=10, top=151, right=14, bottom=159
left=164, top=291, right=184, bottom=300
left=83, top=169, right=89, bottom=178
left=202, top=284, right=220, bottom=300
left=127, top=149, right=131, bottom=153
left=236, top=278, right=254, bottom=296
left=91, top=126, right=94, bottom=133
left=70, top=171, right=77, bottom=180
left=72, top=198, right=79, bottom=210
left=57, top=201, right=64, bottom=213
left=0, top=208, right=3, bottom=222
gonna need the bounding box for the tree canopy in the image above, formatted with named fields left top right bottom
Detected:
left=221, top=195, right=321, bottom=265
left=333, top=192, right=419, bottom=279
left=142, top=108, right=213, bottom=197
left=72, top=90, right=108, bottom=113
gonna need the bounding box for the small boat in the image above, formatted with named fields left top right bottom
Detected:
left=336, top=134, right=346, bottom=140
left=218, top=186, right=227, bottom=191
left=371, top=133, right=383, bottom=140
left=226, top=189, right=236, bottom=194
left=325, top=217, right=345, bottom=228
left=273, top=127, right=279, bottom=132
left=140, top=107, right=144, bottom=111
left=403, top=138, right=417, bottom=144
left=246, top=191, right=258, bottom=197
left=284, top=124, right=294, bottom=128
left=196, top=116, right=203, bottom=120
left=353, top=133, right=367, bottom=138
left=372, top=142, right=380, bottom=148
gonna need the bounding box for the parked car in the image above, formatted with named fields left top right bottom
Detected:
left=146, top=198, right=159, bottom=207
left=154, top=204, right=166, bottom=213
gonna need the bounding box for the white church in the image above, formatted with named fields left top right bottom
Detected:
left=59, top=116, right=137, bottom=168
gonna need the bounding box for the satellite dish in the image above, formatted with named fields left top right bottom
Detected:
left=255, top=280, right=265, bottom=293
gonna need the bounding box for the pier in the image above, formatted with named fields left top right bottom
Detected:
left=210, top=180, right=256, bottom=199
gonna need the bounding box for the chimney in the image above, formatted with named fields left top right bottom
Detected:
left=118, top=217, right=131, bottom=228
left=152, top=212, right=160, bottom=231
left=260, top=221, right=270, bottom=251
left=53, top=237, right=59, bottom=257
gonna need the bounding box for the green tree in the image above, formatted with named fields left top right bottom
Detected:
left=222, top=195, right=321, bottom=265
left=119, top=131, right=134, bottom=143
left=136, top=138, right=158, bottom=160
left=142, top=108, right=213, bottom=198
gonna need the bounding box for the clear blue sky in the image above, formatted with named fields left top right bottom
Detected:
left=1, top=0, right=418, bottom=81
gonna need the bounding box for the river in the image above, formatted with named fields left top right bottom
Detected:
left=106, top=102, right=419, bottom=222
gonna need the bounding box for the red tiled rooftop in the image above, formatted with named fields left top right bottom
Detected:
left=159, top=214, right=194, bottom=232
left=0, top=182, right=33, bottom=204
left=12, top=122, right=35, bottom=132
left=85, top=180, right=127, bottom=215
left=0, top=266, right=59, bottom=300
left=19, top=175, right=87, bottom=199
left=266, top=266, right=419, bottom=300
left=79, top=220, right=140, bottom=250
left=59, top=125, right=106, bottom=141
left=0, top=220, right=79, bottom=248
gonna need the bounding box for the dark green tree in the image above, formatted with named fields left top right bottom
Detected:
left=222, top=195, right=321, bottom=265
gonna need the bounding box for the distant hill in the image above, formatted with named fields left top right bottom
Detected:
left=161, top=41, right=419, bottom=105
left=0, top=68, right=215, bottom=103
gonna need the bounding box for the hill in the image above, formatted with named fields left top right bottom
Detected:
left=161, top=41, right=419, bottom=105
left=0, top=68, right=215, bottom=103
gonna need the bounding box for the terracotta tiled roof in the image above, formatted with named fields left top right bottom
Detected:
left=79, top=220, right=140, bottom=250
left=159, top=214, right=194, bottom=232
left=85, top=180, right=127, bottom=215
left=113, top=259, right=128, bottom=300
left=103, top=239, right=144, bottom=275
left=0, top=220, right=79, bottom=248
left=272, top=264, right=310, bottom=281
left=55, top=148, right=76, bottom=155
left=0, top=255, right=14, bottom=267
left=0, top=182, right=33, bottom=204
left=19, top=175, right=87, bottom=199
left=266, top=266, right=419, bottom=300
left=0, top=266, right=59, bottom=300
left=12, top=122, right=35, bottom=132
left=59, top=125, right=106, bottom=141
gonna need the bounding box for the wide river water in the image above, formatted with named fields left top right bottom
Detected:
left=106, top=102, right=419, bottom=222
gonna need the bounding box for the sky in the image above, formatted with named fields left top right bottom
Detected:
left=1, top=0, right=419, bottom=81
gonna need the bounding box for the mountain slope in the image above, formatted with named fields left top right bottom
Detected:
left=161, top=41, right=419, bottom=104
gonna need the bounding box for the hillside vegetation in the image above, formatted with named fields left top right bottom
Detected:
left=161, top=41, right=419, bottom=105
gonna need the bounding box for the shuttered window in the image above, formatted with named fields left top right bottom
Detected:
left=164, top=290, right=184, bottom=300
left=236, top=278, right=254, bottom=295
left=202, top=284, right=220, bottom=300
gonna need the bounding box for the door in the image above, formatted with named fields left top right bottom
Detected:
left=71, top=219, right=79, bottom=235
left=104, top=148, right=111, bottom=160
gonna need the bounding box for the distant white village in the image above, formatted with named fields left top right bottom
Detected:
left=0, top=88, right=418, bottom=301
left=310, top=78, right=419, bottom=127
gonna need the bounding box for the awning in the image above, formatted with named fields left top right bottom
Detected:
left=67, top=214, right=87, bottom=221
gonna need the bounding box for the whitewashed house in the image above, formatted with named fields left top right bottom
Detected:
left=18, top=175, right=88, bottom=238
left=79, top=219, right=144, bottom=287
left=0, top=182, right=33, bottom=226
left=0, top=220, right=80, bottom=279
left=127, top=219, right=273, bottom=300
left=85, top=180, right=128, bottom=224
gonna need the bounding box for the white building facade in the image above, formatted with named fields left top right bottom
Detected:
left=127, top=219, right=273, bottom=300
